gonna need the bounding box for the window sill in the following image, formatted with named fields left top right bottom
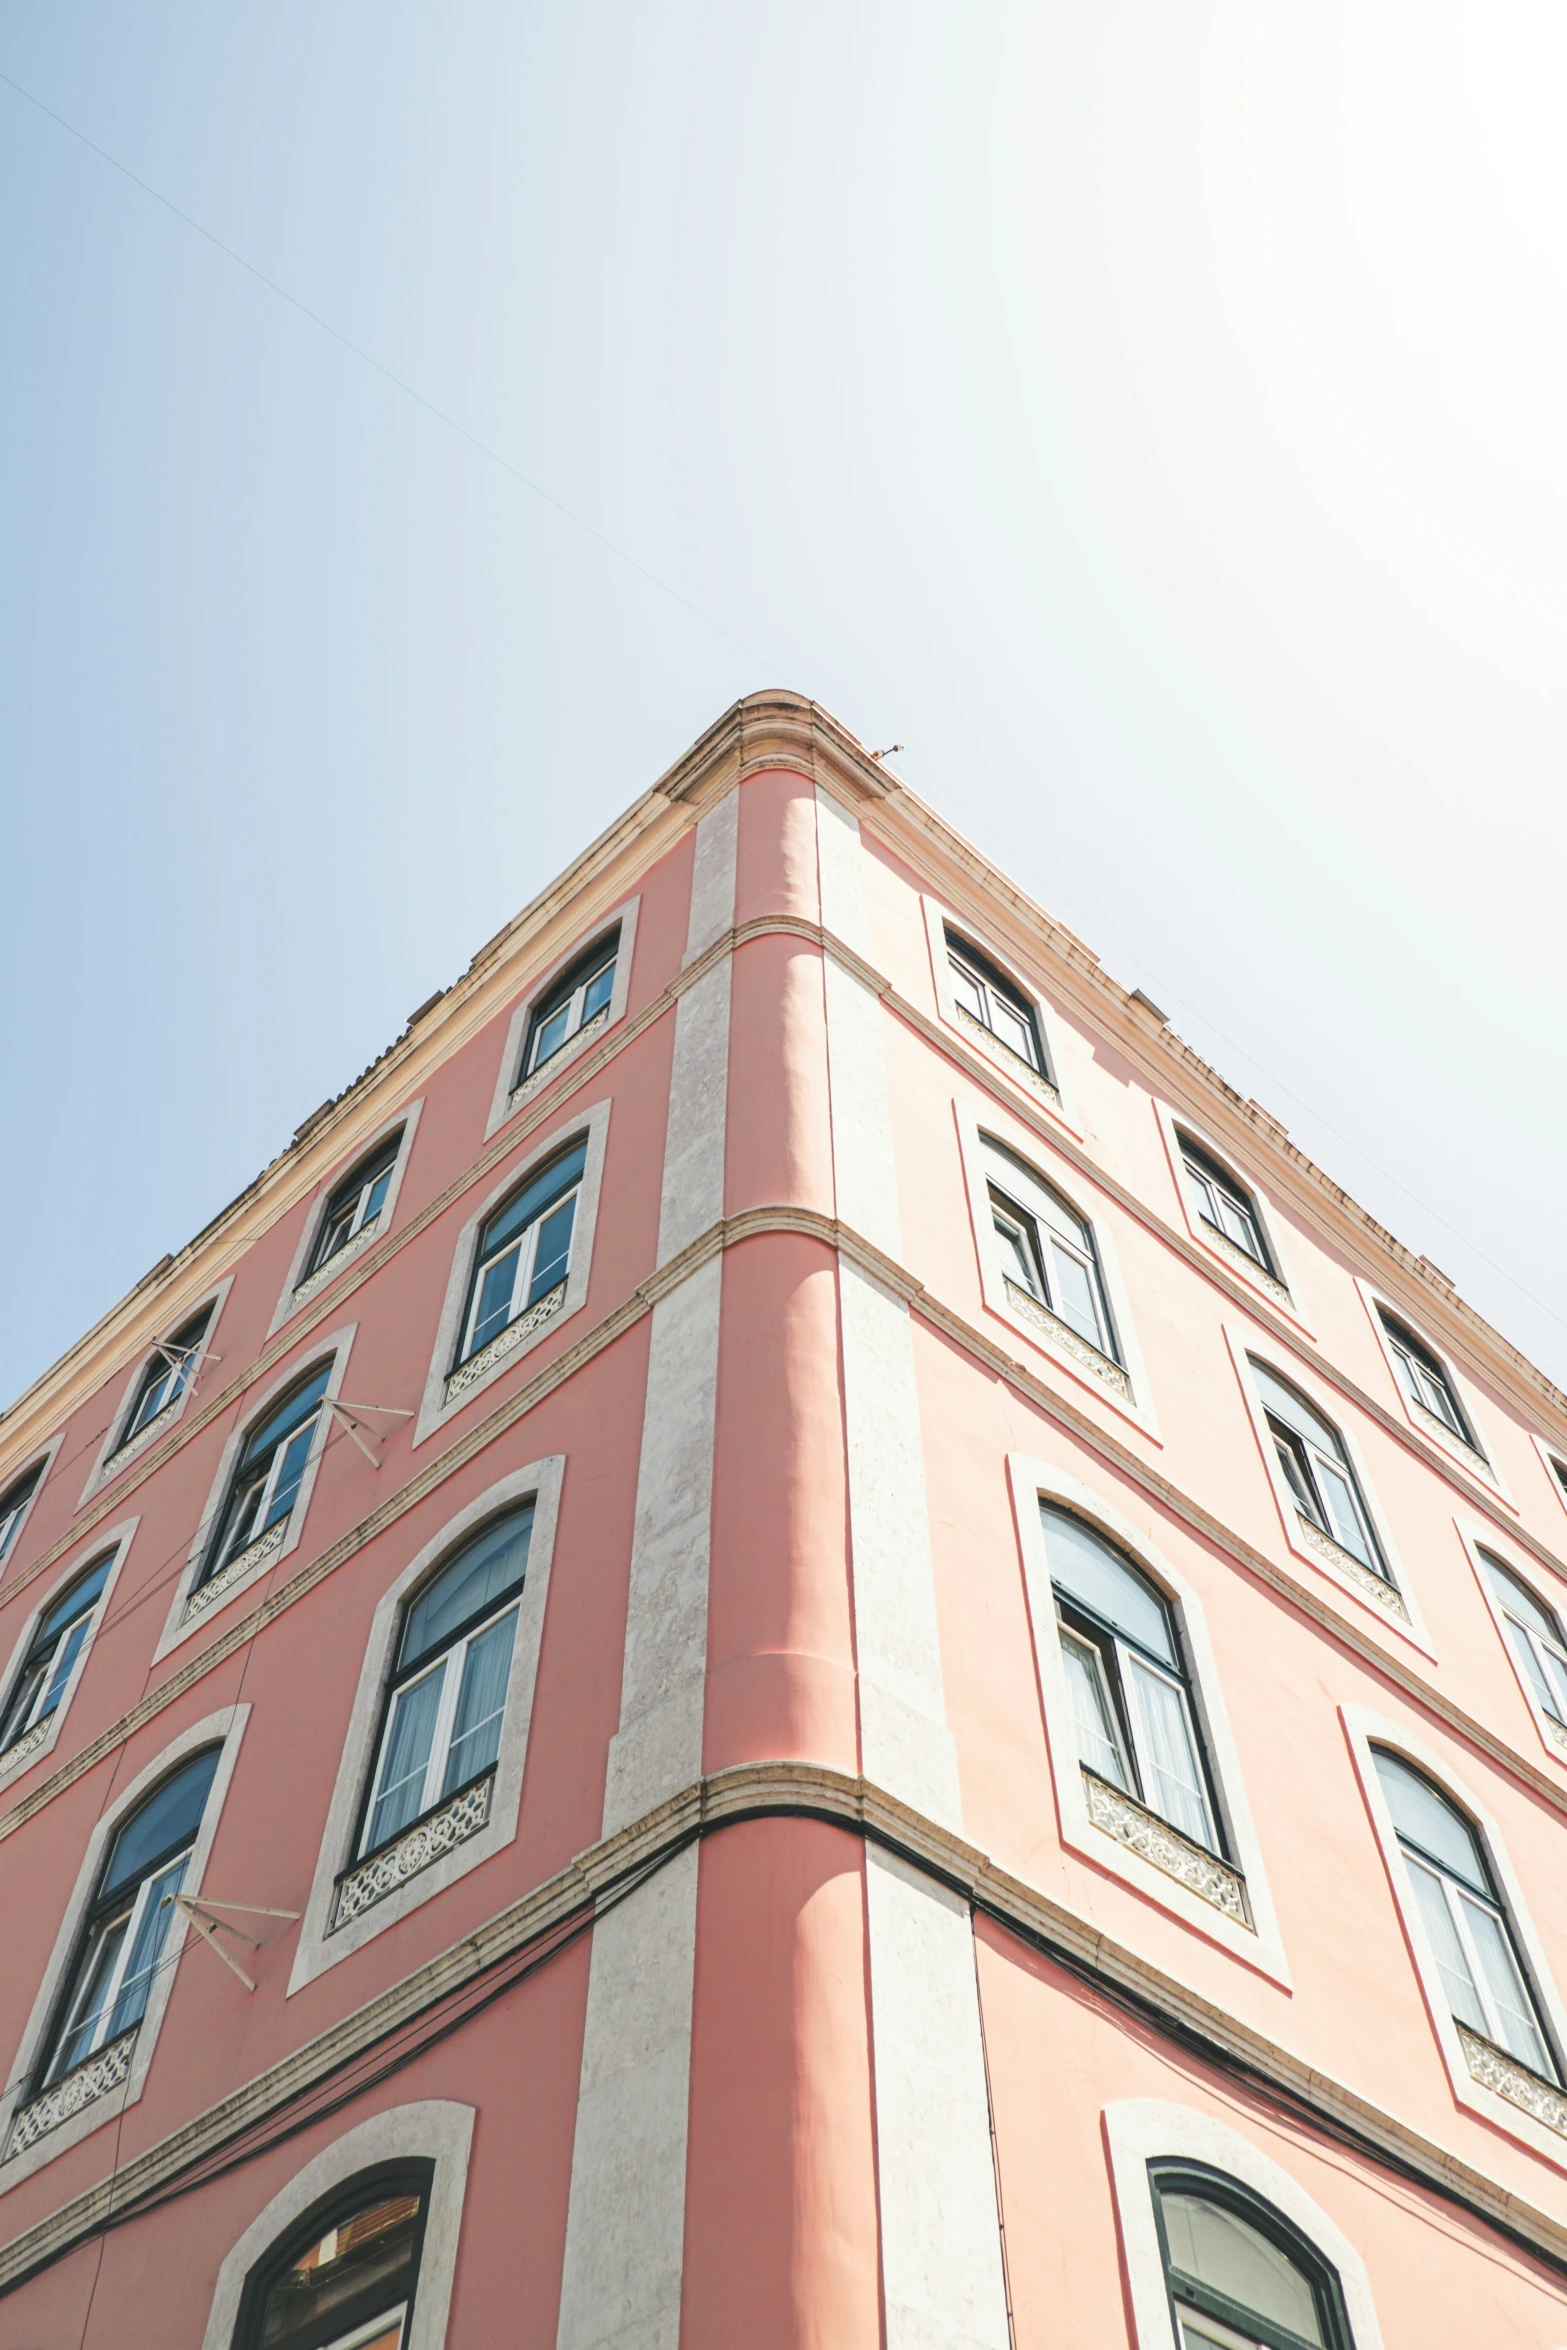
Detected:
left=954, top=1003, right=1062, bottom=1108
left=1293, top=1513, right=1410, bottom=1624
left=1196, top=1221, right=1292, bottom=1307
left=1081, top=1769, right=1252, bottom=1927
left=3, top=2029, right=138, bottom=2163
left=508, top=1005, right=611, bottom=1112
left=183, top=1519, right=287, bottom=1625
left=331, top=1771, right=495, bottom=1931
left=104, top=1395, right=184, bottom=1474
left=445, top=1282, right=567, bottom=1404
left=0, top=1715, right=54, bottom=1780
left=1458, top=2026, right=1567, bottom=2139
left=292, top=1214, right=382, bottom=1306
left=1003, top=1278, right=1131, bottom=1400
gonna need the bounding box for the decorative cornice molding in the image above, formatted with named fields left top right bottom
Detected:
left=2, top=1762, right=1565, bottom=2295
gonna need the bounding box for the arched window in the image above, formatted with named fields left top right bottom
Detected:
left=234, top=2163, right=431, bottom=2350
left=120, top=1306, right=213, bottom=1448
left=1042, top=1506, right=1220, bottom=1853
left=357, top=1504, right=534, bottom=1858
left=0, top=1464, right=43, bottom=1566
left=985, top=1140, right=1118, bottom=1361
left=0, top=1551, right=113, bottom=1764
left=306, top=1136, right=402, bottom=1281
left=1373, top=1747, right=1558, bottom=2080
left=1151, top=2166, right=1353, bottom=2349
left=944, top=929, right=1048, bottom=1076
left=1377, top=1310, right=1478, bottom=1450
left=1178, top=1137, right=1274, bottom=1276
left=198, top=1365, right=333, bottom=1591
left=458, top=1141, right=586, bottom=1365
left=521, top=929, right=619, bottom=1080
left=1481, top=1552, right=1567, bottom=1735
left=1249, top=1361, right=1387, bottom=1582
left=39, top=1747, right=219, bottom=2089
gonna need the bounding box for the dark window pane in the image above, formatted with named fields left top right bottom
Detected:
left=480, top=1141, right=588, bottom=1260
left=258, top=2190, right=423, bottom=2350
left=101, top=1749, right=220, bottom=1898
left=38, top=1555, right=113, bottom=1645
left=401, top=1507, right=534, bottom=1671
left=238, top=1367, right=333, bottom=1477
left=1159, top=2191, right=1325, bottom=2345
left=1041, top=1508, right=1177, bottom=1667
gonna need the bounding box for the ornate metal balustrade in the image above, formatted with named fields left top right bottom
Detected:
left=1197, top=1222, right=1292, bottom=1305
left=0, top=1715, right=55, bottom=1780
left=954, top=1004, right=1062, bottom=1108
left=330, top=1772, right=495, bottom=1932
left=1294, top=1514, right=1410, bottom=1622
left=444, top=1282, right=567, bottom=1404
left=1082, top=1770, right=1251, bottom=1926
left=293, top=1214, right=383, bottom=1305
left=104, top=1394, right=183, bottom=1473
left=1459, top=2026, right=1567, bottom=2138
left=508, top=1006, right=611, bottom=1111
left=182, top=1518, right=287, bottom=1625
left=3, top=2030, right=138, bottom=2162
left=1003, top=1279, right=1132, bottom=1400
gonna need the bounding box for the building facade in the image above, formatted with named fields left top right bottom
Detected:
left=2, top=691, right=1567, bottom=2345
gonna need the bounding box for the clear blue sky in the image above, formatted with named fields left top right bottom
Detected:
left=4, top=6, right=1565, bottom=1406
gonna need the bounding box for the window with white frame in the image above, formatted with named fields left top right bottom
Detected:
left=198, top=1365, right=331, bottom=1590
left=945, top=930, right=1049, bottom=1076
left=520, top=931, right=619, bottom=1082
left=1482, top=1553, right=1567, bottom=1737
left=985, top=1139, right=1119, bottom=1361
left=1550, top=1453, right=1567, bottom=1506
left=0, top=1467, right=43, bottom=1566
left=1250, top=1361, right=1389, bottom=1583
left=1373, top=1747, right=1558, bottom=2081
left=1151, top=2167, right=1354, bottom=2350
left=0, top=1552, right=113, bottom=1764
left=117, top=1308, right=213, bottom=1450
left=37, top=1746, right=219, bottom=2089
left=1043, top=1506, right=1222, bottom=1854
left=234, top=2164, right=432, bottom=2350
left=1178, top=1138, right=1275, bottom=1276
left=305, top=1135, right=402, bottom=1282
left=1377, top=1310, right=1478, bottom=1449
left=458, top=1141, right=585, bottom=1366
left=357, top=1505, right=533, bottom=1858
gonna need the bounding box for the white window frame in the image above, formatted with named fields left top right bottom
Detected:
left=1529, top=1432, right=1567, bottom=1525
left=1008, top=1458, right=1288, bottom=1981
left=155, top=1328, right=357, bottom=1661
left=289, top=1460, right=562, bottom=1987
left=1353, top=1279, right=1505, bottom=1496
left=1462, top=1523, right=1567, bottom=1767
left=485, top=899, right=640, bottom=1140
left=0, top=1705, right=248, bottom=2195
left=0, top=1435, right=62, bottom=1578
left=200, top=2102, right=474, bottom=2350
left=1227, top=1330, right=1432, bottom=1654
left=958, top=1104, right=1158, bottom=1437
left=78, top=1279, right=233, bottom=1504
left=414, top=1103, right=611, bottom=1445
left=1347, top=1707, right=1567, bottom=2167
left=269, top=1103, right=424, bottom=1334
left=920, top=895, right=1078, bottom=1129
left=1151, top=1104, right=1304, bottom=1323
left=0, top=1520, right=136, bottom=1790
left=457, top=1151, right=585, bottom=1366
left=1104, top=2102, right=1385, bottom=2350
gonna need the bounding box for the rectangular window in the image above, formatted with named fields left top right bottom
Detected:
left=119, top=1309, right=213, bottom=1448
left=200, top=1366, right=331, bottom=1586
left=522, top=934, right=618, bottom=1081
left=306, top=1138, right=402, bottom=1280
left=460, top=1142, right=586, bottom=1364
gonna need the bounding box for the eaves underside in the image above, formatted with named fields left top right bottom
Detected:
left=2, top=689, right=1563, bottom=1461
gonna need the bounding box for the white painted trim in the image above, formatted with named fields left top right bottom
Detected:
left=1353, top=1277, right=1510, bottom=1503
left=958, top=1100, right=1161, bottom=1442
left=920, top=889, right=1081, bottom=1135
left=1226, top=1327, right=1435, bottom=1658
left=1457, top=1518, right=1567, bottom=1772
left=1103, top=2098, right=1385, bottom=2350
left=413, top=1102, right=611, bottom=1446
left=0, top=1704, right=249, bottom=2194
left=268, top=1101, right=425, bottom=1336
left=1531, top=1433, right=1567, bottom=1526
left=1151, top=1101, right=1309, bottom=1332
left=484, top=898, right=640, bottom=1141
left=79, top=1277, right=234, bottom=1504
left=200, top=2099, right=474, bottom=2350
left=0, top=1518, right=138, bottom=1793
left=682, top=787, right=738, bottom=967
left=155, top=1328, right=359, bottom=1660
left=1344, top=1704, right=1567, bottom=2171
left=288, top=1458, right=564, bottom=1990
left=817, top=787, right=903, bottom=1261
left=1007, top=1458, right=1289, bottom=1982
left=0, top=1433, right=64, bottom=1582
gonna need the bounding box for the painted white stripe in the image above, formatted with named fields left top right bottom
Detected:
left=684, top=789, right=739, bottom=965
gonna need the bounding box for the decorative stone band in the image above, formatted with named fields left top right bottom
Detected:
left=954, top=1003, right=1062, bottom=1107
left=1082, top=1769, right=1252, bottom=1926
left=330, top=1772, right=495, bottom=1931
left=1458, top=2026, right=1567, bottom=2138
left=1294, top=1514, right=1410, bottom=1622
left=3, top=2029, right=138, bottom=2162
left=182, top=1518, right=288, bottom=1625
left=508, top=1006, right=611, bottom=1111
left=293, top=1215, right=383, bottom=1306
left=1003, top=1278, right=1132, bottom=1400
left=445, top=1282, right=567, bottom=1403
left=104, top=1395, right=184, bottom=1473
left=0, top=1715, right=55, bottom=1780
left=1198, top=1222, right=1292, bottom=1306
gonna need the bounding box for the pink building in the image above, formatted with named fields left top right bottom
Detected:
left=2, top=690, right=1567, bottom=2347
